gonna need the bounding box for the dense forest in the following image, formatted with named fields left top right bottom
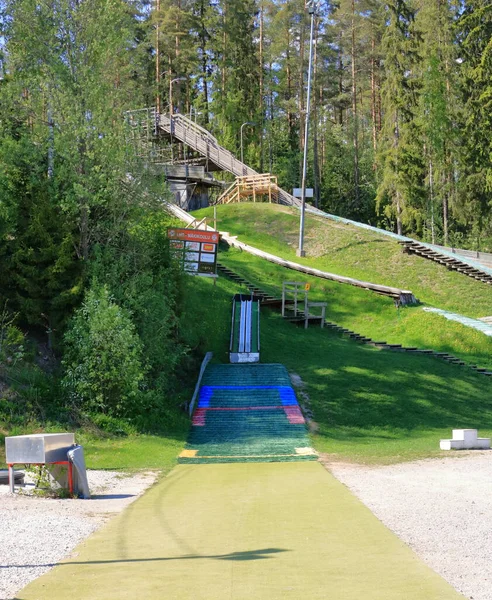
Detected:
left=0, top=1, right=491, bottom=427
left=149, top=0, right=492, bottom=248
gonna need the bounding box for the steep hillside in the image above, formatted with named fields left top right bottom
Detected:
left=195, top=203, right=491, bottom=317
left=194, top=204, right=492, bottom=370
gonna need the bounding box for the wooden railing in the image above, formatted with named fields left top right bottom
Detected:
left=215, top=174, right=280, bottom=205
left=158, top=113, right=303, bottom=209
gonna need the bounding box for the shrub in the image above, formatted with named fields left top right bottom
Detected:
left=62, top=284, right=146, bottom=417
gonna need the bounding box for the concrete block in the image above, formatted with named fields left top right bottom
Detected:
left=440, top=429, right=490, bottom=450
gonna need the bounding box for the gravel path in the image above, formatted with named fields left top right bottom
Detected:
left=0, top=470, right=157, bottom=600
left=326, top=452, right=492, bottom=600
left=3, top=456, right=492, bottom=600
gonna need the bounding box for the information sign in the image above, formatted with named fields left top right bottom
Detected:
left=168, top=228, right=219, bottom=276
left=293, top=188, right=314, bottom=198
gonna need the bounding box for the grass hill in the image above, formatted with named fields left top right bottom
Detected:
left=1, top=205, right=491, bottom=470
left=194, top=203, right=492, bottom=371
left=173, top=275, right=492, bottom=464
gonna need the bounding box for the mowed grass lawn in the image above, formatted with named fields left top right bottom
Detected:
left=194, top=203, right=492, bottom=318
left=192, top=204, right=492, bottom=371
left=177, top=277, right=492, bottom=464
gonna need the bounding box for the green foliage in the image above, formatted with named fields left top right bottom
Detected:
left=89, top=211, right=188, bottom=397
left=457, top=2, right=492, bottom=244
left=0, top=305, right=25, bottom=365
left=91, top=413, right=137, bottom=437
left=62, top=285, right=146, bottom=417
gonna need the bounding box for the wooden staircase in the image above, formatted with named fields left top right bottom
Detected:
left=157, top=113, right=300, bottom=208
left=400, top=241, right=492, bottom=284
left=215, top=174, right=280, bottom=205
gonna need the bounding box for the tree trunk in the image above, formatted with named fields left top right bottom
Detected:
left=337, top=33, right=344, bottom=126
left=259, top=0, right=264, bottom=172
left=299, top=0, right=307, bottom=159
left=313, top=15, right=320, bottom=209
left=286, top=29, right=295, bottom=148
left=396, top=191, right=402, bottom=236
left=443, top=178, right=449, bottom=246
left=222, top=3, right=227, bottom=103
left=199, top=0, right=209, bottom=123
left=351, top=0, right=360, bottom=210
left=370, top=37, right=377, bottom=155
left=429, top=157, right=435, bottom=244
left=155, top=0, right=160, bottom=113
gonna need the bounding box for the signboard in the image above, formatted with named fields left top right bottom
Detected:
left=293, top=188, right=314, bottom=198
left=168, top=228, right=219, bottom=276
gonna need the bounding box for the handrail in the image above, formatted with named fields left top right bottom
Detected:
left=216, top=180, right=237, bottom=204
left=188, top=352, right=213, bottom=416
left=221, top=232, right=417, bottom=305
left=173, top=113, right=220, bottom=145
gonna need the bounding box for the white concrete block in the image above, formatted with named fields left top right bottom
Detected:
left=475, top=438, right=491, bottom=449
left=440, top=439, right=464, bottom=450
left=440, top=429, right=490, bottom=450
left=452, top=429, right=478, bottom=443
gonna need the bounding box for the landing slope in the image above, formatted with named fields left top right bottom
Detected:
left=193, top=204, right=492, bottom=370
left=194, top=203, right=491, bottom=318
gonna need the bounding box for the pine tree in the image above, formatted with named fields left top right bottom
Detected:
left=457, top=1, right=492, bottom=249
left=415, top=0, right=460, bottom=245
left=376, top=0, right=425, bottom=235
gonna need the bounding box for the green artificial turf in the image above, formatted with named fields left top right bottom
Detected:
left=16, top=462, right=464, bottom=600
left=179, top=363, right=316, bottom=464
left=180, top=276, right=492, bottom=464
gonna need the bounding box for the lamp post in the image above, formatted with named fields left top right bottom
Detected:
left=169, top=77, right=187, bottom=163
left=190, top=107, right=202, bottom=123
left=240, top=121, right=256, bottom=164
left=297, top=0, right=318, bottom=257
left=169, top=77, right=186, bottom=115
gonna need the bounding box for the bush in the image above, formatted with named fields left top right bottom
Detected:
left=62, top=284, right=146, bottom=417
left=91, top=413, right=136, bottom=436
left=0, top=305, right=25, bottom=365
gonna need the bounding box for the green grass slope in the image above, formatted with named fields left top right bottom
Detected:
left=177, top=276, right=492, bottom=463
left=195, top=203, right=491, bottom=317
left=193, top=203, right=492, bottom=371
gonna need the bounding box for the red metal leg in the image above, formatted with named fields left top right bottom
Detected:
left=8, top=464, right=14, bottom=493
left=68, top=461, right=73, bottom=496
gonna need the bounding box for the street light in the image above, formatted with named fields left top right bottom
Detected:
left=169, top=77, right=187, bottom=115
left=297, top=0, right=319, bottom=258
left=190, top=107, right=202, bottom=123
left=240, top=121, right=256, bottom=164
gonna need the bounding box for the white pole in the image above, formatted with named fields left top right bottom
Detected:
left=297, top=2, right=317, bottom=257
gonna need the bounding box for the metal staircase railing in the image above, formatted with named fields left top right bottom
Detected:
left=157, top=113, right=303, bottom=209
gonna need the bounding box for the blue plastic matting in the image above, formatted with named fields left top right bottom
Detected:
left=198, top=385, right=298, bottom=408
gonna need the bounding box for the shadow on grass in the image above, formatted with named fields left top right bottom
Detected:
left=261, top=312, right=492, bottom=440
left=6, top=548, right=289, bottom=571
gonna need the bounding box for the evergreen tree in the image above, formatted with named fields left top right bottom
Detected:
left=457, top=1, right=492, bottom=249
left=376, top=0, right=425, bottom=235
left=415, top=0, right=460, bottom=245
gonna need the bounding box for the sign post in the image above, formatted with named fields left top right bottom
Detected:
left=168, top=228, right=219, bottom=278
